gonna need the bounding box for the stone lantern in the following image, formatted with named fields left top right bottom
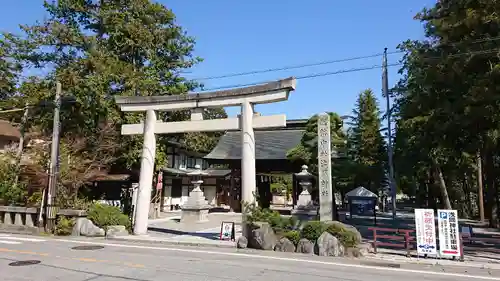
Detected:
left=291, top=165, right=317, bottom=217
left=181, top=165, right=210, bottom=223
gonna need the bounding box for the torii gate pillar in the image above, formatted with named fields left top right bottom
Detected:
left=241, top=101, right=256, bottom=207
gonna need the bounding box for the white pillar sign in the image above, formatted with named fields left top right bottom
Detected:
left=414, top=209, right=437, bottom=255
left=317, top=113, right=333, bottom=222
left=437, top=209, right=461, bottom=257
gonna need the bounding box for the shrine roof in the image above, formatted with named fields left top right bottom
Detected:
left=204, top=129, right=304, bottom=160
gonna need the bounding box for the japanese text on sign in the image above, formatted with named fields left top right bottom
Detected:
left=317, top=113, right=332, bottom=221
left=414, top=209, right=437, bottom=255
left=437, top=209, right=461, bottom=257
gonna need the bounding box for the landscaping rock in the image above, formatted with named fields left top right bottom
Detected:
left=106, top=225, right=128, bottom=237
left=237, top=236, right=248, bottom=249
left=248, top=222, right=277, bottom=250
left=274, top=237, right=295, bottom=252
left=296, top=238, right=314, bottom=254
left=76, top=218, right=105, bottom=237
left=344, top=247, right=363, bottom=257
left=357, top=242, right=374, bottom=255
left=315, top=232, right=344, bottom=257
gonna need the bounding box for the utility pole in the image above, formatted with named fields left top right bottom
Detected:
left=383, top=48, right=397, bottom=219
left=476, top=150, right=485, bottom=222
left=46, top=82, right=62, bottom=232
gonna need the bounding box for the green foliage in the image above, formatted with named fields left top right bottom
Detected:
left=287, top=112, right=347, bottom=173
left=283, top=230, right=300, bottom=246
left=391, top=0, right=500, bottom=222
left=0, top=156, right=27, bottom=205
left=87, top=203, right=130, bottom=231
left=300, top=220, right=326, bottom=242
left=325, top=223, right=360, bottom=248
left=270, top=175, right=292, bottom=196
left=55, top=215, right=75, bottom=236
left=348, top=89, right=387, bottom=193
left=243, top=202, right=298, bottom=233
left=1, top=0, right=226, bottom=180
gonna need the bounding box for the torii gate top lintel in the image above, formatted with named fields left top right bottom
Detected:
left=114, top=77, right=296, bottom=112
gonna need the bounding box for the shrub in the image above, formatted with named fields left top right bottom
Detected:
left=55, top=215, right=75, bottom=236
left=243, top=202, right=299, bottom=233
left=325, top=222, right=361, bottom=248
left=283, top=230, right=300, bottom=245
left=300, top=220, right=326, bottom=242
left=87, top=203, right=131, bottom=231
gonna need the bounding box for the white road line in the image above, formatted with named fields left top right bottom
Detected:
left=0, top=236, right=46, bottom=242
left=0, top=240, right=22, bottom=245
left=52, top=238, right=500, bottom=280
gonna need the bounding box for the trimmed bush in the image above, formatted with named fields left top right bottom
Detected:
left=55, top=215, right=75, bottom=236
left=283, top=230, right=300, bottom=245
left=300, top=220, right=326, bottom=242
left=325, top=222, right=361, bottom=248
left=243, top=202, right=298, bottom=233
left=87, top=203, right=131, bottom=231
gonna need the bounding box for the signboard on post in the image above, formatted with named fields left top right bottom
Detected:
left=414, top=209, right=437, bottom=255
left=437, top=209, right=461, bottom=257
left=219, top=221, right=235, bottom=241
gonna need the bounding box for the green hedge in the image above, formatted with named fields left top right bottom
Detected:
left=87, top=203, right=131, bottom=231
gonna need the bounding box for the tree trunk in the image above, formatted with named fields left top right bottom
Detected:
left=434, top=165, right=452, bottom=209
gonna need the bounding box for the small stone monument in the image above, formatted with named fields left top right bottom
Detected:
left=292, top=165, right=317, bottom=218
left=181, top=165, right=210, bottom=223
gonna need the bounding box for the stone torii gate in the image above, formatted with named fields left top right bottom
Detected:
left=115, top=77, right=296, bottom=235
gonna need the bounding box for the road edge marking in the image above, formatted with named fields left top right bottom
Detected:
left=51, top=238, right=500, bottom=280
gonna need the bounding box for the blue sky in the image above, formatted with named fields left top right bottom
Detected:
left=1, top=0, right=436, bottom=119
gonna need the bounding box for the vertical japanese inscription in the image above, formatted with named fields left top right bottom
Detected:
left=317, top=113, right=333, bottom=221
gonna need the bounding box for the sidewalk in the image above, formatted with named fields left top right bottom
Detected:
left=109, top=212, right=243, bottom=248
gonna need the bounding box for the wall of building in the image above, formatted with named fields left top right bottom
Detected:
left=163, top=177, right=217, bottom=209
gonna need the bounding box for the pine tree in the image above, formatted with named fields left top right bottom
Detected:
left=350, top=89, right=386, bottom=193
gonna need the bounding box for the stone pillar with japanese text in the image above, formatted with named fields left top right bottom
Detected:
left=317, top=113, right=333, bottom=222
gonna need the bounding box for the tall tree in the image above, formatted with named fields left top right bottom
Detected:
left=1, top=0, right=227, bottom=206
left=393, top=0, right=500, bottom=224
left=349, top=89, right=386, bottom=193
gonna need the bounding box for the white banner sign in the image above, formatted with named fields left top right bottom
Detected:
left=437, top=209, right=461, bottom=257
left=414, top=209, right=437, bottom=255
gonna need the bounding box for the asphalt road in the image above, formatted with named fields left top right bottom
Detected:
left=0, top=234, right=499, bottom=281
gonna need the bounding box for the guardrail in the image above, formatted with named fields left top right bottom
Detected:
left=0, top=206, right=86, bottom=230
left=368, top=227, right=415, bottom=257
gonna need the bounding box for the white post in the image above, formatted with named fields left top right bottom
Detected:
left=133, top=110, right=157, bottom=235
left=318, top=113, right=333, bottom=221
left=241, top=101, right=256, bottom=207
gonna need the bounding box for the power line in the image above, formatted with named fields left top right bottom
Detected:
left=201, top=63, right=401, bottom=91
left=199, top=47, right=500, bottom=92
left=191, top=36, right=500, bottom=83
left=193, top=52, right=402, bottom=81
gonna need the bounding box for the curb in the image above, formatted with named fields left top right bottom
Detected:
left=105, top=236, right=237, bottom=249
left=362, top=255, right=500, bottom=270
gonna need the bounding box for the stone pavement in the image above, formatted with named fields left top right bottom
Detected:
left=109, top=212, right=243, bottom=248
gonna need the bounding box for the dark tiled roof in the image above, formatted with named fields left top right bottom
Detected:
left=204, top=129, right=304, bottom=160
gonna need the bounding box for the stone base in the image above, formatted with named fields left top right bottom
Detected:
left=291, top=207, right=318, bottom=221
left=180, top=208, right=210, bottom=223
